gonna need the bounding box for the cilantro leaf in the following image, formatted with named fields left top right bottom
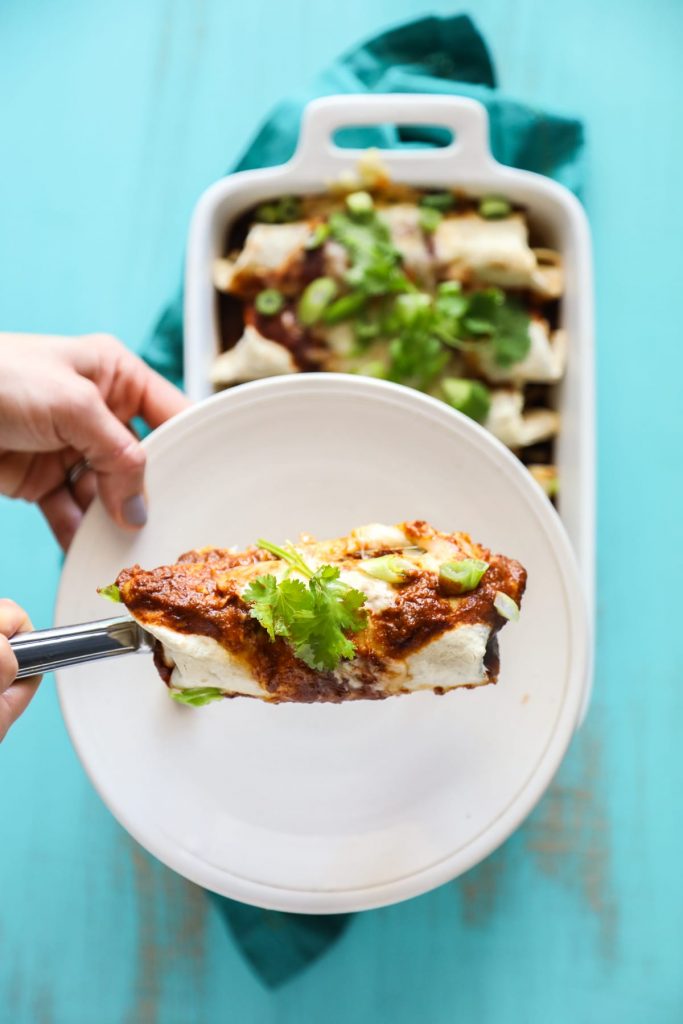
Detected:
left=384, top=293, right=450, bottom=390
left=243, top=574, right=314, bottom=640
left=300, top=200, right=533, bottom=391
left=243, top=548, right=368, bottom=673
left=98, top=584, right=121, bottom=603
left=488, top=301, right=532, bottom=367
left=461, top=289, right=531, bottom=367
left=243, top=575, right=280, bottom=638
left=328, top=210, right=411, bottom=299
left=298, top=566, right=368, bottom=672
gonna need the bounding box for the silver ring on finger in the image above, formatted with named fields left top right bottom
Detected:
left=66, top=457, right=92, bottom=492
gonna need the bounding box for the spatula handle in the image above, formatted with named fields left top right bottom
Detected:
left=8, top=617, right=146, bottom=680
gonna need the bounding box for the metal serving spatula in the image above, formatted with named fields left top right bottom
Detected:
left=9, top=618, right=154, bottom=680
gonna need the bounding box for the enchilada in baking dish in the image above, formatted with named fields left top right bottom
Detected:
left=210, top=163, right=565, bottom=499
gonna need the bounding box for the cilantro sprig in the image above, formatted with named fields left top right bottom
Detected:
left=462, top=289, right=531, bottom=368
left=311, top=201, right=531, bottom=398
left=243, top=541, right=368, bottom=672
left=328, top=208, right=413, bottom=301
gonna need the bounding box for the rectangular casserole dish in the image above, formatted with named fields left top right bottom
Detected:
left=184, top=94, right=595, bottom=721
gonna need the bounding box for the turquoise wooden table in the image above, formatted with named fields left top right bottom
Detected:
left=1, top=0, right=681, bottom=1020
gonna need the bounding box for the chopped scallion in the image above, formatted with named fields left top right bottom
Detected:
left=354, top=317, right=381, bottom=344
left=255, top=288, right=284, bottom=316
left=346, top=190, right=374, bottom=218
left=419, top=206, right=443, bottom=233
left=438, top=281, right=463, bottom=297
left=441, top=377, right=492, bottom=424
left=297, top=277, right=338, bottom=325
left=360, top=555, right=414, bottom=585
left=393, top=292, right=432, bottom=327
left=305, top=223, right=330, bottom=249
left=420, top=191, right=455, bottom=212
left=478, top=195, right=512, bottom=219
left=494, top=591, right=520, bottom=621
left=355, top=360, right=387, bottom=379
left=322, top=291, right=367, bottom=324
left=439, top=559, right=489, bottom=595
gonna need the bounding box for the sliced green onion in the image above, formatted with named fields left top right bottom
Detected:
left=419, top=206, right=443, bottom=233
left=437, top=281, right=463, bottom=297
left=170, top=687, right=225, bottom=707
left=462, top=317, right=494, bottom=336
left=442, top=377, right=492, bottom=424
left=439, top=559, right=489, bottom=595
left=360, top=555, right=414, bottom=584
left=355, top=360, right=387, bottom=379
left=322, top=290, right=367, bottom=324
left=420, top=191, right=455, bottom=212
left=297, top=276, right=338, bottom=325
left=354, top=316, right=381, bottom=344
left=494, top=591, right=520, bottom=621
left=346, top=191, right=374, bottom=218
left=394, top=291, right=432, bottom=326
left=255, top=288, right=284, bottom=316
left=350, top=360, right=387, bottom=376
left=478, top=195, right=512, bottom=220
left=98, top=584, right=121, bottom=603
left=305, top=223, right=330, bottom=249
left=254, top=195, right=302, bottom=223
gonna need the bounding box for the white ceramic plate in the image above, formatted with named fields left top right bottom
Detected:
left=56, top=375, right=589, bottom=913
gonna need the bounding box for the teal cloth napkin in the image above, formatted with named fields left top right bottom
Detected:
left=143, top=13, right=584, bottom=988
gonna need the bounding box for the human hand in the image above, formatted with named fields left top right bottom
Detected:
left=0, top=333, right=189, bottom=548
left=0, top=600, right=40, bottom=742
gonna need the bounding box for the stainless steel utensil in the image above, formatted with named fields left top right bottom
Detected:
left=9, top=617, right=153, bottom=680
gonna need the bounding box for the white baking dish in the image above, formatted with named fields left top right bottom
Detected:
left=184, top=94, right=595, bottom=720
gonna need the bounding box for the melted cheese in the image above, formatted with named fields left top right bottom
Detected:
left=433, top=213, right=563, bottom=295
left=231, top=221, right=311, bottom=276
left=145, top=623, right=269, bottom=698
left=144, top=618, right=492, bottom=698
left=350, top=523, right=408, bottom=547
left=486, top=389, right=560, bottom=448
left=210, top=326, right=296, bottom=386
left=402, top=622, right=492, bottom=691
left=530, top=248, right=564, bottom=298
left=434, top=213, right=535, bottom=282
left=378, top=203, right=434, bottom=286
left=337, top=569, right=397, bottom=613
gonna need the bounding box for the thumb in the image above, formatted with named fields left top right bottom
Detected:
left=59, top=380, right=148, bottom=530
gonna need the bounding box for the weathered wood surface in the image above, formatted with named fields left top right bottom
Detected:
left=1, top=0, right=681, bottom=1019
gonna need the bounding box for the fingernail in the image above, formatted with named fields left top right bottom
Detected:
left=122, top=493, right=148, bottom=528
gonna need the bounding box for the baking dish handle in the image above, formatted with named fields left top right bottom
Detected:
left=292, top=94, right=495, bottom=175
